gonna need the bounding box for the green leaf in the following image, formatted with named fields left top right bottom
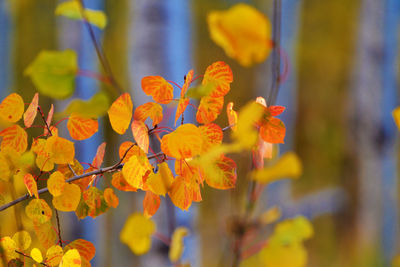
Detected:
left=24, top=50, right=78, bottom=99
left=57, top=92, right=110, bottom=119
left=186, top=83, right=215, bottom=99
left=55, top=0, right=107, bottom=29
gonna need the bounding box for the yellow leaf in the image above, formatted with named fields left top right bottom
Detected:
left=46, top=245, right=63, bottom=266
left=59, top=249, right=81, bottom=267
left=393, top=107, right=400, bottom=130
left=64, top=239, right=95, bottom=262
left=48, top=171, right=67, bottom=197
left=32, top=139, right=54, bottom=172
left=226, top=102, right=238, bottom=131
left=45, top=135, right=75, bottom=164
left=31, top=248, right=43, bottom=263
left=55, top=0, right=107, bottom=29
left=133, top=102, right=163, bottom=127
left=208, top=4, right=272, bottom=67
left=24, top=173, right=39, bottom=199
left=169, top=227, right=189, bottom=263
left=0, top=93, right=24, bottom=123
left=146, top=162, right=174, bottom=196
left=161, top=124, right=203, bottom=159
left=108, top=93, right=133, bottom=135
left=131, top=120, right=149, bottom=154
left=12, top=231, right=32, bottom=251
left=141, top=76, right=174, bottom=104
left=67, top=113, right=98, bottom=140
left=25, top=199, right=52, bottom=224
left=260, top=206, right=281, bottom=225
left=251, top=152, right=302, bottom=184
left=33, top=221, right=57, bottom=250
left=0, top=124, right=28, bottom=154
left=53, top=183, right=81, bottom=212
left=122, top=154, right=152, bottom=189
left=104, top=188, right=119, bottom=208
left=0, top=236, right=18, bottom=262
left=232, top=101, right=265, bottom=149
left=120, top=213, right=156, bottom=255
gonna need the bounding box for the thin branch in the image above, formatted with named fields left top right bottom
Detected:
left=54, top=209, right=63, bottom=247
left=15, top=250, right=50, bottom=267
left=77, top=0, right=124, bottom=94
left=37, top=106, right=52, bottom=137
left=0, top=152, right=165, bottom=212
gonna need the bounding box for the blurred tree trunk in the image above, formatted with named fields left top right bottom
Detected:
left=295, top=0, right=360, bottom=266
left=350, top=0, right=385, bottom=265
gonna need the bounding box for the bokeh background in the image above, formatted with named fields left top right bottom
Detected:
left=0, top=0, right=399, bottom=266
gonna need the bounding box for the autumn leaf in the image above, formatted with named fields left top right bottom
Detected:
left=32, top=139, right=54, bottom=171
left=181, top=70, right=194, bottom=97
left=208, top=4, right=272, bottom=67
left=202, top=61, right=233, bottom=97
left=161, top=124, right=203, bottom=159
left=203, top=155, right=237, bottom=190
left=122, top=154, right=152, bottom=189
left=111, top=172, right=137, bottom=192
left=260, top=206, right=282, bottom=225
left=174, top=70, right=194, bottom=125
left=24, top=93, right=39, bottom=127
left=58, top=159, right=84, bottom=179
left=143, top=191, right=161, bottom=218
left=55, top=0, right=107, bottom=29
left=64, top=239, right=96, bottom=262
left=53, top=183, right=81, bottom=212
left=119, top=141, right=145, bottom=163
left=226, top=102, right=238, bottom=131
left=0, top=236, right=18, bottom=262
left=0, top=124, right=28, bottom=154
left=120, top=213, right=156, bottom=255
left=133, top=102, right=163, bottom=127
left=60, top=91, right=110, bottom=119
left=199, top=123, right=223, bottom=153
left=31, top=248, right=43, bottom=263
left=168, top=176, right=202, bottom=211
left=259, top=117, right=286, bottom=144
left=75, top=187, right=109, bottom=219
left=12, top=231, right=32, bottom=251
left=169, top=227, right=189, bottom=263
left=33, top=221, right=57, bottom=249
left=59, top=249, right=81, bottom=267
left=67, top=113, right=98, bottom=140
left=104, top=188, right=119, bottom=208
left=141, top=76, right=174, bottom=104
left=0, top=93, right=24, bottom=123
left=251, top=152, right=302, bottom=184
left=92, top=142, right=106, bottom=168
left=24, top=173, right=39, bottom=199
left=45, top=135, right=75, bottom=164
left=46, top=245, right=63, bottom=266
left=24, top=50, right=78, bottom=99
left=44, top=104, right=54, bottom=136
left=25, top=199, right=52, bottom=224
left=196, top=95, right=224, bottom=124
left=108, top=93, right=133, bottom=135
left=131, top=120, right=149, bottom=154
left=146, top=162, right=174, bottom=196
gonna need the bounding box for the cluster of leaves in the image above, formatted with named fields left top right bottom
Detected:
left=0, top=1, right=314, bottom=266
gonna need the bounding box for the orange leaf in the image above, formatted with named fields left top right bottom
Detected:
left=196, top=95, right=224, bottom=124
left=118, top=141, right=145, bottom=163
left=226, top=102, right=238, bottom=131
left=108, top=93, right=133, bottom=134
left=0, top=93, right=24, bottom=123
left=0, top=125, right=28, bottom=154
left=44, top=104, right=54, bottom=136
left=133, top=102, right=163, bottom=127
left=202, top=61, right=233, bottom=97
left=47, top=171, right=66, bottom=197
left=204, top=155, right=237, bottom=190
left=52, top=183, right=81, bottom=212
left=24, top=93, right=39, bottom=127
left=131, top=120, right=149, bottom=154
left=64, top=239, right=96, bottom=261
left=174, top=98, right=190, bottom=126
left=32, top=139, right=54, bottom=171
left=141, top=76, right=174, bottom=104
left=67, top=113, right=98, bottom=140
left=25, top=199, right=52, bottom=224
left=45, top=245, right=63, bottom=266
left=161, top=124, right=203, bottom=159
left=111, top=172, right=137, bottom=192
left=24, top=173, right=39, bottom=199
left=259, top=117, right=286, bottom=144
left=45, top=135, right=75, bottom=164
left=168, top=176, right=192, bottom=211
left=143, top=191, right=161, bottom=218
left=199, top=123, right=223, bottom=153
left=268, top=105, right=285, bottom=116
left=104, top=188, right=119, bottom=208
left=122, top=154, right=152, bottom=189
left=33, top=222, right=57, bottom=249
left=92, top=142, right=106, bottom=168
left=181, top=70, right=194, bottom=97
